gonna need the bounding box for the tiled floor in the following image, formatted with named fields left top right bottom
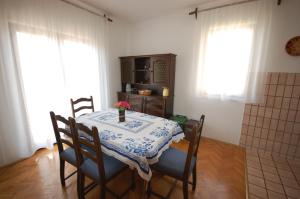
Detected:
left=246, top=149, right=300, bottom=199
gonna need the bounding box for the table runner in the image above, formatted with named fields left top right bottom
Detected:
left=76, top=108, right=184, bottom=181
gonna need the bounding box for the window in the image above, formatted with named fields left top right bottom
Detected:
left=194, top=0, right=272, bottom=102
left=13, top=27, right=102, bottom=148
left=198, top=24, right=254, bottom=98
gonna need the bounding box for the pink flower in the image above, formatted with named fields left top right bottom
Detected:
left=115, top=101, right=131, bottom=110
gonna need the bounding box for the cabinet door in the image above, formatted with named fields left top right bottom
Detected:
left=144, top=96, right=166, bottom=118
left=151, top=56, right=170, bottom=85
left=128, top=95, right=144, bottom=113
left=117, top=92, right=128, bottom=101
left=121, top=58, right=134, bottom=83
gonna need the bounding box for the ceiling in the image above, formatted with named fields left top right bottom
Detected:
left=80, top=0, right=246, bottom=22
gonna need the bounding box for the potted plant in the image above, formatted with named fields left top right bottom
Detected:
left=115, top=101, right=131, bottom=122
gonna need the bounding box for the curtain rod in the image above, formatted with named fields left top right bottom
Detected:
left=189, top=0, right=281, bottom=19
left=60, top=0, right=113, bottom=22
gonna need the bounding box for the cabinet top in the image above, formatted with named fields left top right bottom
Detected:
left=119, top=53, right=176, bottom=59
left=118, top=91, right=171, bottom=98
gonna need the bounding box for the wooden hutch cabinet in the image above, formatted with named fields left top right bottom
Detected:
left=118, top=53, right=176, bottom=118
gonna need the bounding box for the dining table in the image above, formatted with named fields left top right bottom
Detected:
left=76, top=108, right=184, bottom=197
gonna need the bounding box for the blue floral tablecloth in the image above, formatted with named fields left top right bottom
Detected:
left=76, top=108, right=184, bottom=181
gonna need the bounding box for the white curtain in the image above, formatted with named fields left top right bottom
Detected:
left=0, top=0, right=109, bottom=166
left=193, top=0, right=273, bottom=102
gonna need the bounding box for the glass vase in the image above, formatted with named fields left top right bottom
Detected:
left=119, top=109, right=125, bottom=122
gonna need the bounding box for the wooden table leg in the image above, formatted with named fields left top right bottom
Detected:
left=141, top=178, right=149, bottom=199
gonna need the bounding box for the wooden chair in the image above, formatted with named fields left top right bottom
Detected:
left=70, top=96, right=94, bottom=118
left=50, top=111, right=96, bottom=193
left=50, top=111, right=77, bottom=186
left=147, top=115, right=205, bottom=199
left=69, top=118, right=135, bottom=199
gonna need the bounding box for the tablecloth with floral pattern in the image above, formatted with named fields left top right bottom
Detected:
left=76, top=108, right=184, bottom=181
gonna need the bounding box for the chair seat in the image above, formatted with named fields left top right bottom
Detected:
left=152, top=147, right=196, bottom=179
left=80, top=154, right=127, bottom=182
left=60, top=145, right=93, bottom=166
left=60, top=147, right=76, bottom=165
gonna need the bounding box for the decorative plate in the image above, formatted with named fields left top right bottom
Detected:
left=285, top=36, right=300, bottom=56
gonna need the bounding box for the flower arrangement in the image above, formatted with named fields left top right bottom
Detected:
left=115, top=101, right=130, bottom=122
left=115, top=101, right=131, bottom=111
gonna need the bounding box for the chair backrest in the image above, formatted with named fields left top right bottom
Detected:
left=183, top=115, right=205, bottom=179
left=69, top=118, right=106, bottom=183
left=193, top=115, right=205, bottom=156
left=70, top=96, right=94, bottom=118
left=50, top=111, right=74, bottom=153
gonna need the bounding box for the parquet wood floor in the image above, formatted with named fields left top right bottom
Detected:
left=0, top=138, right=246, bottom=199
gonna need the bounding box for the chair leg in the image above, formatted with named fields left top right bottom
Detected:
left=100, top=185, right=106, bottom=199
left=59, top=159, right=65, bottom=186
left=183, top=181, right=189, bottom=199
left=78, top=172, right=85, bottom=199
left=192, top=165, right=197, bottom=191
left=146, top=180, right=151, bottom=197
left=77, top=172, right=81, bottom=199
left=131, top=170, right=136, bottom=191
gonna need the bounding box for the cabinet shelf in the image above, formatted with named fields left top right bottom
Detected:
left=134, top=69, right=152, bottom=72
left=119, top=53, right=176, bottom=117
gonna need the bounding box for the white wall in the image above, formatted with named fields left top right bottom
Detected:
left=119, top=0, right=300, bottom=145
left=107, top=19, right=131, bottom=107
left=265, top=0, right=300, bottom=72
left=127, top=10, right=245, bottom=144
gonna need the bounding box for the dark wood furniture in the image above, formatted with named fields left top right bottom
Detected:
left=50, top=111, right=77, bottom=187
left=69, top=118, right=134, bottom=199
left=70, top=96, right=94, bottom=118
left=147, top=115, right=205, bottom=199
left=144, top=96, right=166, bottom=117
left=118, top=53, right=176, bottom=118
left=118, top=92, right=167, bottom=117
left=128, top=94, right=144, bottom=113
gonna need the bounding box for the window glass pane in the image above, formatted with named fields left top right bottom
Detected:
left=15, top=30, right=101, bottom=147
left=16, top=31, right=65, bottom=146
left=200, top=25, right=254, bottom=97
left=60, top=39, right=101, bottom=106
